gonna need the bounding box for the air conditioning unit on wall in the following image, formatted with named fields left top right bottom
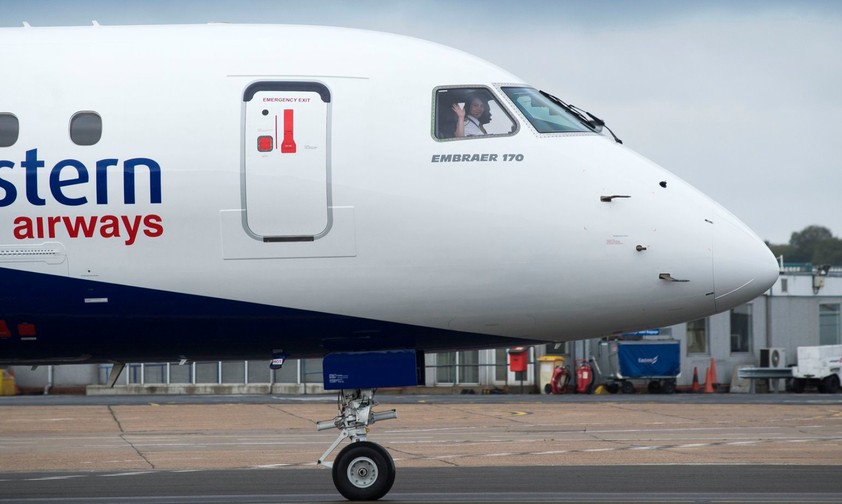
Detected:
left=760, top=348, right=786, bottom=368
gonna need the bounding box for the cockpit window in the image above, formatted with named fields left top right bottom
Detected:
left=433, top=87, right=517, bottom=140
left=501, top=87, right=593, bottom=134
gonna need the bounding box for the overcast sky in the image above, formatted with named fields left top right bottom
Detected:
left=3, top=0, right=840, bottom=245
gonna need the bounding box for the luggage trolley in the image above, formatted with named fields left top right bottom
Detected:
left=594, top=339, right=681, bottom=394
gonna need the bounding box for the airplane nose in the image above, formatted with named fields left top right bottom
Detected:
left=711, top=207, right=780, bottom=312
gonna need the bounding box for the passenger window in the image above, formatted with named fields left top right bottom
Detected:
left=70, top=112, right=102, bottom=146
left=434, top=87, right=516, bottom=140
left=0, top=113, right=19, bottom=147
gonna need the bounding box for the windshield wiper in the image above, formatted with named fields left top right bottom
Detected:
left=539, top=90, right=623, bottom=144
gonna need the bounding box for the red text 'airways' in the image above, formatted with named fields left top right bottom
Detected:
left=13, top=214, right=163, bottom=246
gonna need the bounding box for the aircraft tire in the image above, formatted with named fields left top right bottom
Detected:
left=332, top=441, right=395, bottom=501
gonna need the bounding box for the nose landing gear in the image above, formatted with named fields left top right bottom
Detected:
left=317, top=389, right=397, bottom=501
left=315, top=349, right=421, bottom=500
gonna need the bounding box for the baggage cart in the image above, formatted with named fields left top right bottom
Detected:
left=594, top=339, right=681, bottom=393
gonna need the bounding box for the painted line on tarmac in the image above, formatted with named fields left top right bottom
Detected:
left=387, top=435, right=842, bottom=464
left=21, top=475, right=87, bottom=481
left=99, top=471, right=154, bottom=477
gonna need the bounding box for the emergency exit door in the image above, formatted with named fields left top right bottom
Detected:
left=242, top=81, right=331, bottom=241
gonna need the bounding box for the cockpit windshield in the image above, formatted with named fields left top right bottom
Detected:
left=501, top=87, right=594, bottom=134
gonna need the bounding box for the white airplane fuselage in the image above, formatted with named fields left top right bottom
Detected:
left=0, top=24, right=779, bottom=364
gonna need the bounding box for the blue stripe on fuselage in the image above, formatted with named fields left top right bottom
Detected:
left=0, top=267, right=524, bottom=364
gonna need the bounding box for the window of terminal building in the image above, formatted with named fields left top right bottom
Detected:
left=0, top=113, right=19, bottom=147
left=433, top=87, right=517, bottom=140
left=730, top=304, right=753, bottom=353
left=820, top=303, right=841, bottom=345
left=495, top=347, right=509, bottom=382
left=686, top=318, right=708, bottom=354
left=70, top=111, right=102, bottom=145
left=431, top=351, right=480, bottom=384
left=458, top=350, right=479, bottom=384
left=435, top=351, right=456, bottom=383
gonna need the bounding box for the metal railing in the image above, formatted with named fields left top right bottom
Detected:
left=424, top=362, right=517, bottom=386
left=100, top=359, right=324, bottom=386
left=102, top=357, right=533, bottom=388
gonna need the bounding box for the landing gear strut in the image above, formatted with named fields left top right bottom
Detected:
left=317, top=389, right=397, bottom=501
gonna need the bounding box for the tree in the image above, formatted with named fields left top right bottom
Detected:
left=789, top=225, right=834, bottom=263
left=814, top=237, right=842, bottom=266
left=767, top=225, right=842, bottom=266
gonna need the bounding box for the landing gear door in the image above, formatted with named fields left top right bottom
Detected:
left=242, top=82, right=331, bottom=241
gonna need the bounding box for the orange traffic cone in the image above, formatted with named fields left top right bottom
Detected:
left=703, top=366, right=714, bottom=393
left=709, top=358, right=718, bottom=391
left=690, top=367, right=700, bottom=393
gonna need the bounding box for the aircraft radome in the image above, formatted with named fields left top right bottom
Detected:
left=0, top=23, right=779, bottom=500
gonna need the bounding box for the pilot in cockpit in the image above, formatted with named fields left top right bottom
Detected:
left=452, top=93, right=490, bottom=137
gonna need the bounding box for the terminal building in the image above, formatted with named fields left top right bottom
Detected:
left=11, top=264, right=842, bottom=394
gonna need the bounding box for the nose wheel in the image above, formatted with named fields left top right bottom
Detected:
left=317, top=389, right=398, bottom=501
left=332, top=441, right=396, bottom=501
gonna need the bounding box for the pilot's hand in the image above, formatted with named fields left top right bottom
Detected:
left=451, top=103, right=465, bottom=120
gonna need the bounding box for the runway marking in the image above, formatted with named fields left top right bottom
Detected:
left=271, top=396, right=337, bottom=402
left=384, top=426, right=477, bottom=433
left=582, top=426, right=787, bottom=434
left=24, top=475, right=86, bottom=481
left=391, top=436, right=842, bottom=463
left=12, top=470, right=219, bottom=482
left=99, top=471, right=152, bottom=477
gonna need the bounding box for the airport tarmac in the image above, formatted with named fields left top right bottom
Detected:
left=0, top=393, right=841, bottom=502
